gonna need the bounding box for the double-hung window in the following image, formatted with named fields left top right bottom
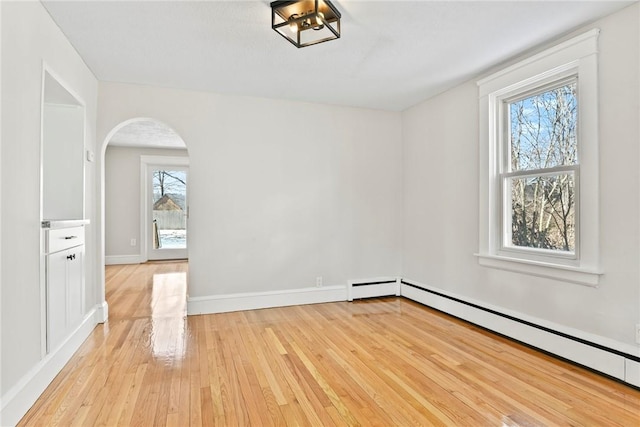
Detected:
left=504, top=78, right=578, bottom=256
left=477, top=29, right=601, bottom=286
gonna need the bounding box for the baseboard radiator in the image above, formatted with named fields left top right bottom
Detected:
left=398, top=278, right=640, bottom=388
left=347, top=277, right=401, bottom=301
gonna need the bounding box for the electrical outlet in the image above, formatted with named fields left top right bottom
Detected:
left=130, top=238, right=137, bottom=246
left=636, top=324, right=640, bottom=344
left=316, top=276, right=323, bottom=287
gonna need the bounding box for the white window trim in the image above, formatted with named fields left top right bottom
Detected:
left=476, top=29, right=602, bottom=287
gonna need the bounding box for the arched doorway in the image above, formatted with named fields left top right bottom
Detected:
left=98, top=118, right=189, bottom=322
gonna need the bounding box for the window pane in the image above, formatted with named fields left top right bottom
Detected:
left=509, top=173, right=575, bottom=252
left=152, top=170, right=187, bottom=249
left=509, top=82, right=577, bottom=171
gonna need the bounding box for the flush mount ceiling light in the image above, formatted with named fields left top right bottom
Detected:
left=271, top=0, right=341, bottom=48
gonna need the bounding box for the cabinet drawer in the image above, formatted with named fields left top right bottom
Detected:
left=47, top=226, right=85, bottom=253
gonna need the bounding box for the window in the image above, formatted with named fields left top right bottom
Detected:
left=505, top=79, right=578, bottom=255
left=477, top=29, right=601, bottom=286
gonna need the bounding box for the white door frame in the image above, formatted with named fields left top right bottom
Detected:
left=140, top=155, right=189, bottom=262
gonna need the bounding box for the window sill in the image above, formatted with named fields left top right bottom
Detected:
left=474, top=253, right=602, bottom=287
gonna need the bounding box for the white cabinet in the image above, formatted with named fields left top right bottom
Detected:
left=45, top=226, right=85, bottom=352
left=41, top=71, right=87, bottom=354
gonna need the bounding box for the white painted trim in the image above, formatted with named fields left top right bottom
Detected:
left=188, top=285, right=347, bottom=315
left=0, top=306, right=99, bottom=427
left=477, top=29, right=600, bottom=94
left=625, top=358, right=640, bottom=387
left=347, top=276, right=401, bottom=301
left=96, top=301, right=109, bottom=324
left=139, top=155, right=189, bottom=167
left=104, top=254, right=143, bottom=265
left=475, top=253, right=602, bottom=287
left=400, top=279, right=640, bottom=386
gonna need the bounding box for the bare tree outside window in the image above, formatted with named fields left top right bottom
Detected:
left=152, top=170, right=187, bottom=249
left=154, top=171, right=186, bottom=202
left=507, top=81, right=577, bottom=252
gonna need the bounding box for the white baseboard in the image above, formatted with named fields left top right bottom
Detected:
left=347, top=277, right=400, bottom=301
left=105, top=254, right=142, bottom=265
left=0, top=306, right=99, bottom=427
left=188, top=285, right=347, bottom=315
left=96, top=300, right=109, bottom=323
left=625, top=358, right=640, bottom=387
left=400, top=278, right=640, bottom=386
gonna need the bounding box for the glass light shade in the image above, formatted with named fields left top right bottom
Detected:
left=271, top=0, right=341, bottom=48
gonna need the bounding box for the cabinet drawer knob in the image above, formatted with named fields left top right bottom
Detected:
left=66, top=254, right=76, bottom=261
left=64, top=236, right=78, bottom=240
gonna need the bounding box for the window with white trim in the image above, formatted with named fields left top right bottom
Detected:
left=504, top=78, right=578, bottom=256
left=476, top=29, right=601, bottom=286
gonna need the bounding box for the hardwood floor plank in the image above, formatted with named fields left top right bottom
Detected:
left=116, top=362, right=148, bottom=426
left=18, top=262, right=640, bottom=426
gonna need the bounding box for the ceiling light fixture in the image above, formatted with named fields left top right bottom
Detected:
left=271, top=0, right=341, bottom=48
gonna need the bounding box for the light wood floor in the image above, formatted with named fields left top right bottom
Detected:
left=19, top=262, right=640, bottom=426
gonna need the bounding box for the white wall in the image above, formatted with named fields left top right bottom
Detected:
left=402, top=4, right=640, bottom=347
left=98, top=84, right=403, bottom=298
left=42, top=104, right=85, bottom=220
left=105, top=145, right=188, bottom=259
left=1, top=0, right=98, bottom=409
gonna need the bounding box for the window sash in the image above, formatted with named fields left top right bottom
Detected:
left=501, top=76, right=579, bottom=176
left=498, top=76, right=580, bottom=258
left=501, top=165, right=579, bottom=259
left=503, top=75, right=578, bottom=108
left=501, top=164, right=578, bottom=179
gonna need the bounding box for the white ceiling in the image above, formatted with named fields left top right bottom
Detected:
left=43, top=0, right=633, bottom=114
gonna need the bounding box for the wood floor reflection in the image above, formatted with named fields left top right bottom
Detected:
left=19, top=261, right=640, bottom=426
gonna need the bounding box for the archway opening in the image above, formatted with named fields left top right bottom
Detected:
left=99, top=118, right=189, bottom=322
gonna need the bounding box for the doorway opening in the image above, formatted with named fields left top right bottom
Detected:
left=100, top=118, right=189, bottom=322
left=153, top=169, right=187, bottom=250
left=144, top=160, right=189, bottom=261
